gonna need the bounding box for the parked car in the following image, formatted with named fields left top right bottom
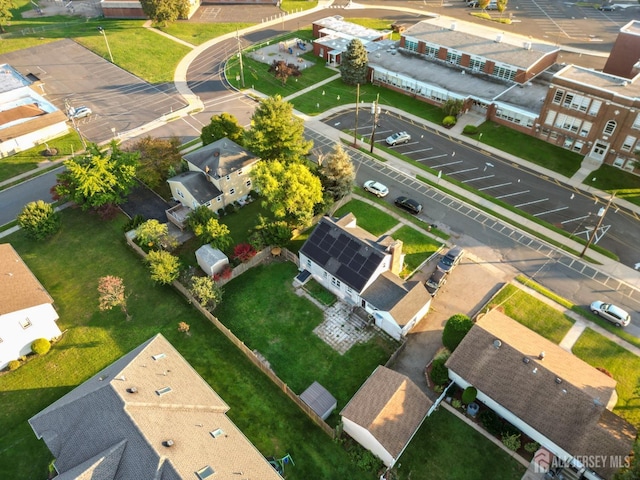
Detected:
left=385, top=131, right=411, bottom=146
left=70, top=106, right=92, bottom=119
left=437, top=246, right=465, bottom=273
left=363, top=180, right=389, bottom=197
left=394, top=196, right=423, bottom=215
left=590, top=301, right=631, bottom=327
left=598, top=4, right=615, bottom=10
left=425, top=269, right=448, bottom=296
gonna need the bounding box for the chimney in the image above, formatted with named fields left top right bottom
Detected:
left=389, top=240, right=404, bottom=275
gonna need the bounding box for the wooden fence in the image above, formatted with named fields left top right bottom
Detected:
left=125, top=232, right=335, bottom=438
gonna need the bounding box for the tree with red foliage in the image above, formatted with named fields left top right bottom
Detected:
left=233, top=243, right=257, bottom=263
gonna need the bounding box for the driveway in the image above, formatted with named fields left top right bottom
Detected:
left=120, top=180, right=173, bottom=222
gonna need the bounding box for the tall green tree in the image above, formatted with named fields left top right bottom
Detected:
left=320, top=143, right=355, bottom=201
left=339, top=39, right=369, bottom=86
left=127, top=136, right=181, bottom=188
left=54, top=143, right=139, bottom=211
left=187, top=206, right=233, bottom=249
left=201, top=113, right=245, bottom=146
left=244, top=95, right=312, bottom=163
left=139, top=0, right=189, bottom=24
left=252, top=159, right=323, bottom=227
left=0, top=0, right=15, bottom=33
left=497, top=0, right=509, bottom=16
left=17, top=200, right=61, bottom=241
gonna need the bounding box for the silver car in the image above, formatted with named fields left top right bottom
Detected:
left=363, top=180, right=389, bottom=197
left=590, top=301, right=631, bottom=327
left=385, top=131, right=411, bottom=146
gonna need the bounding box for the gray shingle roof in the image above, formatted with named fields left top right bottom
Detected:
left=184, top=137, right=257, bottom=177
left=167, top=171, right=222, bottom=204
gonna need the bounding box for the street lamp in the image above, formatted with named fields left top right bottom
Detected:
left=97, top=26, right=114, bottom=63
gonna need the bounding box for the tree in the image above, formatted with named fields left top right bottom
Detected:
left=126, top=136, right=181, bottom=188
left=135, top=219, right=178, bottom=250
left=248, top=215, right=293, bottom=249
left=0, top=0, right=16, bottom=33
left=189, top=275, right=223, bottom=311
left=442, top=313, right=473, bottom=351
left=54, top=143, right=139, bottom=212
left=339, top=39, right=369, bottom=86
left=614, top=439, right=638, bottom=479
left=320, top=143, right=356, bottom=201
left=251, top=160, right=323, bottom=227
left=17, top=200, right=61, bottom=240
left=478, top=0, right=491, bottom=9
left=139, top=0, right=189, bottom=25
left=147, top=250, right=180, bottom=284
left=187, top=206, right=233, bottom=249
left=98, top=275, right=131, bottom=320
left=268, top=60, right=301, bottom=86
left=244, top=95, right=312, bottom=163
left=497, top=0, right=508, bottom=16
left=201, top=112, right=245, bottom=146
left=442, top=98, right=464, bottom=117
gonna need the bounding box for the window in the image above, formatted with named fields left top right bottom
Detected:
left=216, top=196, right=222, bottom=202
left=544, top=110, right=556, bottom=126
left=579, top=121, right=592, bottom=137
left=210, top=428, right=225, bottom=438
left=563, top=137, right=574, bottom=149
left=405, top=39, right=418, bottom=52
left=588, top=100, right=601, bottom=116
left=633, top=112, right=640, bottom=129
left=20, top=318, right=32, bottom=329
left=555, top=114, right=581, bottom=133
left=323, top=271, right=327, bottom=278
left=177, top=190, right=184, bottom=198
left=621, top=135, right=636, bottom=152
left=246, top=180, right=251, bottom=187
left=331, top=277, right=341, bottom=288
left=237, top=169, right=242, bottom=175
left=424, top=43, right=439, bottom=58
left=572, top=141, right=584, bottom=152
left=493, top=65, right=516, bottom=81
left=196, top=466, right=215, bottom=480
left=603, top=120, right=616, bottom=136
left=624, top=160, right=636, bottom=171
left=469, top=57, right=485, bottom=72
left=306, top=259, right=311, bottom=268
left=225, top=174, right=230, bottom=181
left=552, top=89, right=564, bottom=105
left=204, top=201, right=211, bottom=207
left=613, top=157, right=625, bottom=168
left=446, top=50, right=461, bottom=65
left=229, top=188, right=235, bottom=195
left=495, top=108, right=535, bottom=127
left=562, top=93, right=574, bottom=108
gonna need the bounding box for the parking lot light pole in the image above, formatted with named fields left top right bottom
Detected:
left=97, top=26, right=114, bottom=63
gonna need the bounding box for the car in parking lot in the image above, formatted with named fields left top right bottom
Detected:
left=437, top=246, right=465, bottom=273
left=363, top=180, right=389, bottom=197
left=598, top=4, right=615, bottom=10
left=589, top=301, right=631, bottom=327
left=385, top=131, right=411, bottom=146
left=425, top=269, right=448, bottom=296
left=394, top=196, right=423, bottom=215
left=70, top=106, right=92, bottom=119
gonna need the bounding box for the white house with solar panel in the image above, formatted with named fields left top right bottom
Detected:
left=297, top=213, right=431, bottom=340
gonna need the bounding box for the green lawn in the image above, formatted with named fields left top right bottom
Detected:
left=213, top=261, right=399, bottom=412
left=0, top=209, right=372, bottom=480
left=158, top=22, right=255, bottom=46
left=280, top=0, right=318, bottom=12
left=397, top=408, right=525, bottom=480
left=334, top=199, right=398, bottom=236
left=392, top=225, right=442, bottom=276
left=572, top=328, right=640, bottom=429
left=304, top=278, right=337, bottom=306
left=489, top=284, right=574, bottom=344
left=583, top=163, right=640, bottom=208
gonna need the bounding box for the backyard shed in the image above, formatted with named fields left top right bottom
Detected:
left=300, top=381, right=337, bottom=421
left=195, top=245, right=229, bottom=277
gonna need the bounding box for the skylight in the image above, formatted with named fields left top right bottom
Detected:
left=155, top=386, right=172, bottom=396
left=210, top=428, right=225, bottom=438
left=196, top=465, right=215, bottom=479
left=152, top=353, right=166, bottom=361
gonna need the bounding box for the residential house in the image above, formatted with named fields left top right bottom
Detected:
left=340, top=365, right=432, bottom=467
left=0, top=64, right=69, bottom=157
left=29, top=333, right=283, bottom=480
left=166, top=138, right=259, bottom=228
left=0, top=243, right=61, bottom=370
left=297, top=214, right=431, bottom=340
left=445, top=309, right=636, bottom=480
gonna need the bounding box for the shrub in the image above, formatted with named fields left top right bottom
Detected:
left=233, top=243, right=257, bottom=263
left=7, top=360, right=21, bottom=371
left=442, top=98, right=464, bottom=117
left=217, top=208, right=225, bottom=217
left=189, top=275, right=223, bottom=311
left=463, top=125, right=479, bottom=135
left=524, top=441, right=540, bottom=453
left=429, top=352, right=451, bottom=386
left=442, top=115, right=457, bottom=127
left=451, top=399, right=462, bottom=409
left=178, top=321, right=190, bottom=334
left=147, top=249, right=181, bottom=284
left=479, top=410, right=503, bottom=436
left=502, top=432, right=521, bottom=451
left=433, top=384, right=444, bottom=394
left=123, top=214, right=146, bottom=232
left=442, top=314, right=473, bottom=351
left=224, top=203, right=236, bottom=215
left=462, top=386, right=477, bottom=404
left=213, top=266, right=233, bottom=282
left=249, top=215, right=293, bottom=249
left=31, top=338, right=51, bottom=355
left=17, top=200, right=61, bottom=240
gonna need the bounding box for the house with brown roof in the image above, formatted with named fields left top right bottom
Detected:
left=0, top=243, right=61, bottom=369
left=340, top=366, right=432, bottom=467
left=29, top=333, right=283, bottom=480
left=445, top=310, right=636, bottom=480
left=297, top=213, right=432, bottom=340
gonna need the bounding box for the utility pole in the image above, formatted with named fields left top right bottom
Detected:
left=237, top=29, right=245, bottom=88
left=579, top=193, right=615, bottom=258
left=353, top=83, right=360, bottom=147
left=369, top=93, right=380, bottom=153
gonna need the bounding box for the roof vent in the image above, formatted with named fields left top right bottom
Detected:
left=156, top=386, right=172, bottom=396
left=495, top=34, right=503, bottom=43
left=493, top=339, right=502, bottom=349
left=152, top=353, right=166, bottom=361
left=538, top=351, right=545, bottom=360
left=210, top=428, right=225, bottom=438
left=524, top=41, right=532, bottom=50
left=213, top=149, right=220, bottom=157
left=555, top=377, right=562, bottom=384
left=523, top=357, right=530, bottom=364
left=163, top=439, right=174, bottom=447
left=450, top=22, right=457, bottom=30
left=532, top=367, right=538, bottom=374
left=126, top=387, right=138, bottom=394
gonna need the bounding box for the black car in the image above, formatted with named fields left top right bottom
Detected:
left=437, top=246, right=465, bottom=273
left=425, top=269, right=448, bottom=296
left=394, top=196, right=423, bottom=215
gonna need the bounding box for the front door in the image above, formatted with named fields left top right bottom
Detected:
left=589, top=141, right=609, bottom=163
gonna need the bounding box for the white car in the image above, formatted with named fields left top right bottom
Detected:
left=385, top=131, right=411, bottom=146
left=70, top=106, right=92, bottom=119
left=363, top=180, right=389, bottom=197
left=590, top=301, right=631, bottom=327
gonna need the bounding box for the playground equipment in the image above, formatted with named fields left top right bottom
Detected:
left=279, top=38, right=307, bottom=53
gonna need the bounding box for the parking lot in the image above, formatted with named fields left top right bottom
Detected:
left=0, top=39, right=187, bottom=144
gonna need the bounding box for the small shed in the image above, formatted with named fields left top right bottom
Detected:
left=195, top=245, right=229, bottom=276
left=300, top=381, right=337, bottom=421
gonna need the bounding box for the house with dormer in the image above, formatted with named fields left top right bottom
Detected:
left=297, top=213, right=431, bottom=340
left=29, top=333, right=282, bottom=479
left=446, top=309, right=636, bottom=480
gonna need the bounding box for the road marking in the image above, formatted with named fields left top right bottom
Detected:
left=533, top=206, right=569, bottom=217
left=560, top=214, right=590, bottom=225
left=419, top=153, right=448, bottom=161
left=389, top=141, right=419, bottom=147
left=405, top=147, right=433, bottom=154
left=448, top=167, right=479, bottom=175
left=462, top=175, right=496, bottom=183
left=514, top=198, right=549, bottom=208
left=433, top=160, right=463, bottom=168
left=496, top=190, right=530, bottom=199
left=479, top=182, right=512, bottom=191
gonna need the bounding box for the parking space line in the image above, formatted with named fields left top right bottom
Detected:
left=433, top=160, right=463, bottom=168
left=389, top=141, right=420, bottom=148
left=533, top=206, right=569, bottom=217
left=479, top=182, right=512, bottom=191
left=560, top=214, right=590, bottom=225
left=418, top=153, right=448, bottom=161
left=514, top=198, right=549, bottom=208
left=462, top=174, right=495, bottom=183
left=405, top=147, right=433, bottom=154
left=448, top=167, right=478, bottom=175
left=496, top=190, right=530, bottom=199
